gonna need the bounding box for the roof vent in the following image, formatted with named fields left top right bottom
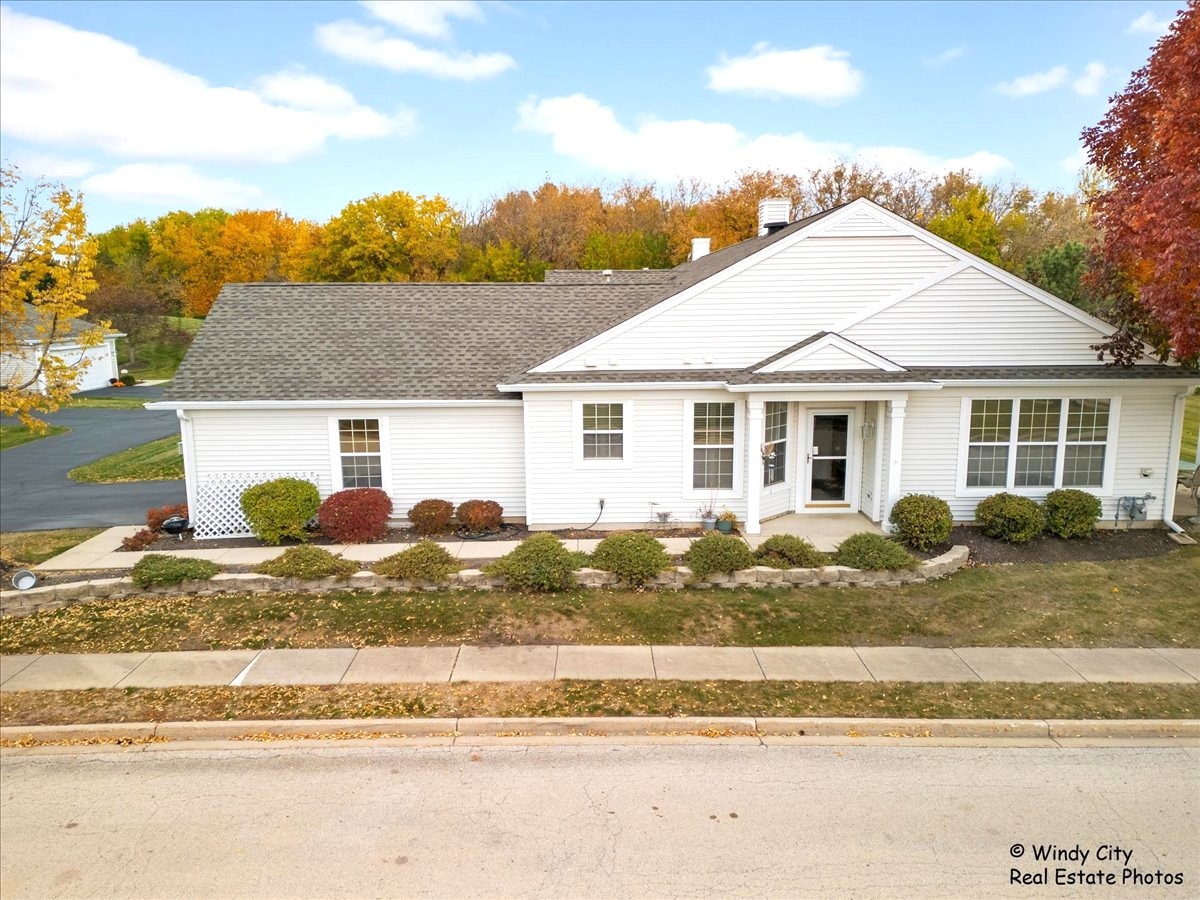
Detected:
left=690, top=237, right=711, bottom=261
left=758, top=198, right=791, bottom=236
left=602, top=268, right=613, bottom=283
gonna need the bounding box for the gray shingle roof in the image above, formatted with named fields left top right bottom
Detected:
left=543, top=269, right=674, bottom=284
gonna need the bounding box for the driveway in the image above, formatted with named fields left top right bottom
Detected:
left=0, top=385, right=185, bottom=531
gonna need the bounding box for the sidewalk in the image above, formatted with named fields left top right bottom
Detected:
left=35, top=526, right=700, bottom=571
left=2, top=645, right=1197, bottom=691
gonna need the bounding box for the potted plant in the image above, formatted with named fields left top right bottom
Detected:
left=716, top=509, right=737, bottom=534
left=696, top=497, right=717, bottom=532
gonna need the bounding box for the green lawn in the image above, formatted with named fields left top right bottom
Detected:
left=1182, top=392, right=1200, bottom=466
left=0, top=424, right=69, bottom=451
left=4, top=548, right=1196, bottom=655
left=68, top=397, right=149, bottom=410
left=117, top=316, right=203, bottom=381
left=0, top=528, right=105, bottom=566
left=67, top=435, right=183, bottom=483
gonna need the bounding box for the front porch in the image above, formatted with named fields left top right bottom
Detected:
left=743, top=513, right=883, bottom=553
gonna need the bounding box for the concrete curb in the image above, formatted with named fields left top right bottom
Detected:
left=3, top=716, right=1197, bottom=751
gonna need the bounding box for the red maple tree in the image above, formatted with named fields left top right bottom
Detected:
left=1082, top=1, right=1200, bottom=363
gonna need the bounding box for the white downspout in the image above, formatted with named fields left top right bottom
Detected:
left=1162, top=388, right=1190, bottom=534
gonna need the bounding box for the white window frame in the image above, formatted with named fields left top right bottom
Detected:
left=682, top=398, right=744, bottom=499
left=955, top=394, right=1120, bottom=497
left=328, top=416, right=392, bottom=494
left=572, top=399, right=632, bottom=468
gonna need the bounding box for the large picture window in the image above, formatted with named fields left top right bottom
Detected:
left=338, top=418, right=383, bottom=488
left=582, top=403, right=624, bottom=460
left=764, top=401, right=787, bottom=486
left=693, top=402, right=735, bottom=490
left=964, top=398, right=1111, bottom=491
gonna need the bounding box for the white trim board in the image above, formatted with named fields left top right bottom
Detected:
left=757, top=333, right=905, bottom=373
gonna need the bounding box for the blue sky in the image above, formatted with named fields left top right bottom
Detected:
left=0, top=0, right=1183, bottom=230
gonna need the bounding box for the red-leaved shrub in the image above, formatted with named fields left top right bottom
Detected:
left=121, top=528, right=158, bottom=551
left=147, top=504, right=188, bottom=532
left=318, top=488, right=393, bottom=543
left=456, top=499, right=504, bottom=534
left=408, top=499, right=454, bottom=535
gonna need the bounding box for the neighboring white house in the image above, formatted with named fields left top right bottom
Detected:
left=1, top=314, right=123, bottom=394
left=149, top=198, right=1200, bottom=539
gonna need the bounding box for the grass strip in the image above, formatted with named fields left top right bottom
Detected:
left=0, top=528, right=105, bottom=566
left=67, top=435, right=183, bottom=483
left=3, top=548, right=1196, bottom=654
left=0, top=424, right=69, bottom=451
left=2, top=681, right=1197, bottom=727
left=68, top=397, right=151, bottom=409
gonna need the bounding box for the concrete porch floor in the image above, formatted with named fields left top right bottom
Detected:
left=745, top=513, right=882, bottom=553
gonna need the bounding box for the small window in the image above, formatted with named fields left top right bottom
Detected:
left=582, top=403, right=624, bottom=460
left=764, top=401, right=787, bottom=486
left=1063, top=399, right=1109, bottom=487
left=338, top=418, right=382, bottom=488
left=693, top=402, right=735, bottom=490
left=966, top=399, right=1012, bottom=488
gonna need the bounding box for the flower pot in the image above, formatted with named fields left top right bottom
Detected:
left=701, top=516, right=716, bottom=532
left=715, top=520, right=733, bottom=534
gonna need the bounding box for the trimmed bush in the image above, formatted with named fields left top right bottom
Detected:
left=131, top=554, right=220, bottom=588
left=975, top=492, right=1046, bottom=543
left=240, top=478, right=321, bottom=545
left=374, top=541, right=463, bottom=582
left=456, top=499, right=504, bottom=534
left=590, top=532, right=671, bottom=586
left=753, top=534, right=828, bottom=569
left=1044, top=488, right=1102, bottom=539
left=888, top=493, right=952, bottom=551
left=486, top=533, right=576, bottom=591
left=409, top=499, right=454, bottom=535
left=147, top=503, right=189, bottom=532
left=121, top=528, right=158, bottom=552
left=834, top=532, right=918, bottom=570
left=318, top=488, right=393, bottom=543
left=682, top=532, right=754, bottom=578
left=255, top=545, right=358, bottom=580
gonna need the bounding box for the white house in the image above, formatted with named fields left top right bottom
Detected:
left=149, top=198, right=1199, bottom=539
left=1, top=314, right=123, bottom=394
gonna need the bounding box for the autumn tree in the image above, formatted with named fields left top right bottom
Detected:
left=1082, top=1, right=1199, bottom=363
left=1, top=165, right=102, bottom=425
left=927, top=185, right=1004, bottom=264
left=305, top=192, right=461, bottom=282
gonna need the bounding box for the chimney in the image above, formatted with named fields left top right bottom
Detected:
left=758, top=198, right=791, bottom=236
left=690, top=237, right=711, bottom=260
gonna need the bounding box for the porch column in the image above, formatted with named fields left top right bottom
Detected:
left=884, top=398, right=907, bottom=532
left=746, top=399, right=765, bottom=535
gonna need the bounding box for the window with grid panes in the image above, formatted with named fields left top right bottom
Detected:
left=582, top=403, right=624, bottom=460
left=1063, top=399, right=1110, bottom=487
left=693, top=402, right=735, bottom=490
left=338, top=418, right=382, bottom=488
left=966, top=399, right=1012, bottom=487
left=763, top=401, right=787, bottom=486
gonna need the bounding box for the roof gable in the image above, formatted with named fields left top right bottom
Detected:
left=754, top=333, right=905, bottom=373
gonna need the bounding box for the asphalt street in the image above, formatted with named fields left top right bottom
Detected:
left=1, top=743, right=1196, bottom=898
left=0, top=385, right=185, bottom=531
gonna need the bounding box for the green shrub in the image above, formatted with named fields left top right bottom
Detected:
left=590, top=532, right=671, bottom=586
left=486, top=533, right=577, bottom=591
left=240, top=478, right=320, bottom=545
left=374, top=541, right=462, bottom=582
left=752, top=534, right=828, bottom=569
left=1044, top=488, right=1102, bottom=539
left=834, top=532, right=918, bottom=570
left=408, top=499, right=454, bottom=535
left=888, top=493, right=953, bottom=551
left=975, top=492, right=1046, bottom=543
left=682, top=532, right=754, bottom=578
left=131, top=554, right=220, bottom=588
left=255, top=545, right=358, bottom=580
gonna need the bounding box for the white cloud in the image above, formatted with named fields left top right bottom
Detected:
left=706, top=43, right=863, bottom=102
left=315, top=20, right=515, bottom=79
left=516, top=93, right=1010, bottom=184
left=856, top=146, right=1012, bottom=177
left=993, top=65, right=1069, bottom=97
left=254, top=71, right=361, bottom=112
left=360, top=0, right=483, bottom=39
left=81, top=164, right=263, bottom=207
left=1072, top=61, right=1108, bottom=96
left=10, top=153, right=97, bottom=179
left=1060, top=148, right=1089, bottom=172
left=0, top=8, right=408, bottom=164
left=922, top=46, right=967, bottom=68
left=1128, top=11, right=1171, bottom=35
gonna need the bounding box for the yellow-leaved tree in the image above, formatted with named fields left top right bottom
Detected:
left=1, top=165, right=102, bottom=427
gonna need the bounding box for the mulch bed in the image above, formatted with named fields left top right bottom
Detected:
left=933, top=525, right=1179, bottom=565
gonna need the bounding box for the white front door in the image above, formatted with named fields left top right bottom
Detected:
left=805, top=410, right=854, bottom=507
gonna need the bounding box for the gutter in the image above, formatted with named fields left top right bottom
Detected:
left=146, top=399, right=524, bottom=410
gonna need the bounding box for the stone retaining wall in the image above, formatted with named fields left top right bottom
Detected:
left=0, top=546, right=969, bottom=618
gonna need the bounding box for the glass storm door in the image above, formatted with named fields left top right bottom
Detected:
left=806, top=412, right=850, bottom=505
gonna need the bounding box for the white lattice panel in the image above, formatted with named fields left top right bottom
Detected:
left=195, top=472, right=321, bottom=539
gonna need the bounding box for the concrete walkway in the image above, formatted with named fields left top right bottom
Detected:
left=2, top=646, right=1197, bottom=691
